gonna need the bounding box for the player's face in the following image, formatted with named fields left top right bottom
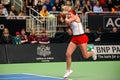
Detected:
left=68, top=12, right=74, bottom=18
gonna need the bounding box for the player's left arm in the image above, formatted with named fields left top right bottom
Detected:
left=65, top=17, right=76, bottom=25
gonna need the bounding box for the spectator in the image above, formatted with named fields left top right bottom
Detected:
left=93, top=1, right=103, bottom=12
left=20, top=29, right=28, bottom=44
left=0, top=4, right=8, bottom=16
left=53, top=0, right=62, bottom=11
left=59, top=0, right=65, bottom=6
left=26, top=0, right=34, bottom=8
left=43, top=0, right=52, bottom=11
left=39, top=29, right=50, bottom=44
left=0, top=28, right=12, bottom=44
left=41, top=0, right=45, bottom=5
left=106, top=0, right=114, bottom=11
left=66, top=0, right=72, bottom=8
left=0, top=4, right=2, bottom=9
left=82, top=0, right=87, bottom=7
left=0, top=9, right=6, bottom=20
left=34, top=0, right=41, bottom=6
left=34, top=1, right=42, bottom=12
left=0, top=9, right=4, bottom=16
left=90, top=0, right=97, bottom=5
left=26, top=0, right=34, bottom=15
left=87, top=0, right=95, bottom=7
left=99, top=0, right=106, bottom=7
left=14, top=32, right=21, bottom=44
left=1, top=0, right=10, bottom=11
left=40, top=5, right=49, bottom=16
left=74, top=0, right=83, bottom=12
left=111, top=27, right=118, bottom=33
left=57, top=13, right=66, bottom=32
left=40, top=5, right=49, bottom=22
left=51, top=6, right=57, bottom=11
left=9, top=5, right=18, bottom=16
left=85, top=27, right=91, bottom=33
left=28, top=29, right=39, bottom=44
left=94, top=27, right=102, bottom=42
left=50, top=0, right=55, bottom=6
left=114, top=0, right=120, bottom=8
left=63, top=0, right=72, bottom=12
left=17, top=10, right=25, bottom=19
left=83, top=0, right=93, bottom=13
left=85, top=27, right=95, bottom=43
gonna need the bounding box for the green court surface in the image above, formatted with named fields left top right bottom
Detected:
left=0, top=61, right=120, bottom=80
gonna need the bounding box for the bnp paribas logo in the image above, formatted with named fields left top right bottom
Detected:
left=37, top=45, right=51, bottom=57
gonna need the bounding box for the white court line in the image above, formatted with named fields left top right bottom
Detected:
left=0, top=77, right=36, bottom=80
left=0, top=73, right=63, bottom=80
left=22, top=73, right=63, bottom=79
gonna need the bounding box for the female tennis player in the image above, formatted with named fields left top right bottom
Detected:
left=64, top=10, right=97, bottom=78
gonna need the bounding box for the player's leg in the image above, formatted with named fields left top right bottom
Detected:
left=66, top=42, right=77, bottom=70
left=64, top=42, right=77, bottom=78
left=79, top=43, right=94, bottom=59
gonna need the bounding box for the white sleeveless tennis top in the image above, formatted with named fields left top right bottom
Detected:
left=70, top=22, right=84, bottom=35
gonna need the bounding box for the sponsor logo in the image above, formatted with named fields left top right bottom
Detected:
left=37, top=45, right=51, bottom=57
left=95, top=45, right=120, bottom=60
left=0, top=24, right=5, bottom=30
left=36, top=45, right=54, bottom=62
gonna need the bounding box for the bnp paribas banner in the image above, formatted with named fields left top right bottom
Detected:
left=95, top=45, right=120, bottom=61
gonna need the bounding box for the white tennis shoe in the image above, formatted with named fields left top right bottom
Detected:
left=91, top=49, right=97, bottom=60
left=64, top=70, right=73, bottom=78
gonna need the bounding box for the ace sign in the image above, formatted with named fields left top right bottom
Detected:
left=87, top=12, right=120, bottom=32
left=103, top=16, right=120, bottom=29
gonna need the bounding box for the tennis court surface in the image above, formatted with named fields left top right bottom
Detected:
left=0, top=61, right=120, bottom=80
left=0, top=74, right=63, bottom=80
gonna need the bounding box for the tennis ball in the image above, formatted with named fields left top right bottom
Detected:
left=48, top=14, right=55, bottom=21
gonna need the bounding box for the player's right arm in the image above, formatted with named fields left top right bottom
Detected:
left=67, top=27, right=73, bottom=36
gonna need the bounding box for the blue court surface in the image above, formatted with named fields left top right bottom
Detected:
left=0, top=74, right=63, bottom=80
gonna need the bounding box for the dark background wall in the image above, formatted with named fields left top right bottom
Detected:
left=0, top=43, right=120, bottom=64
